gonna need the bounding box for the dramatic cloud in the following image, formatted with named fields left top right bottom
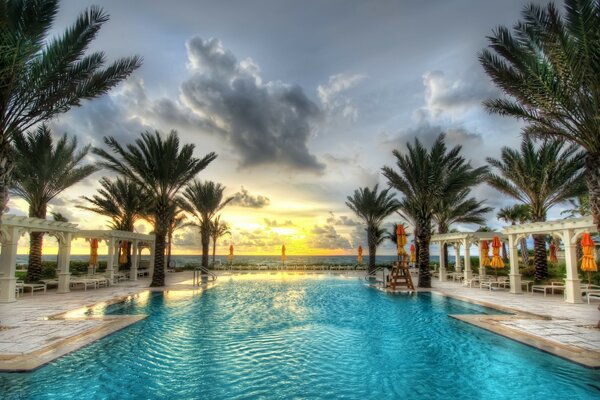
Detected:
left=326, top=212, right=360, bottom=226
left=307, top=224, right=352, bottom=249
left=318, top=73, right=366, bottom=121
left=180, top=37, right=325, bottom=172
left=229, top=187, right=270, bottom=208
left=264, top=218, right=295, bottom=228
left=422, top=70, right=498, bottom=119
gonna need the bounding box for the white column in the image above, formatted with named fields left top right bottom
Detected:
left=114, top=241, right=120, bottom=272
left=463, top=239, right=472, bottom=281
left=0, top=227, right=20, bottom=303
left=105, top=238, right=115, bottom=283
left=439, top=241, right=447, bottom=282
left=57, top=233, right=72, bottom=293
left=563, top=229, right=582, bottom=304
left=455, top=242, right=462, bottom=272
left=508, top=235, right=522, bottom=294
left=130, top=240, right=139, bottom=281
left=479, top=241, right=486, bottom=278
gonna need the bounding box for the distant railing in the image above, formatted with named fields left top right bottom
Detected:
left=192, top=266, right=217, bottom=286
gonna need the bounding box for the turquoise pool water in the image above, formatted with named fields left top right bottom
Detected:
left=1, top=275, right=599, bottom=399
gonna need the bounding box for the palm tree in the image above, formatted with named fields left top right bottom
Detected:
left=479, top=0, right=600, bottom=234
left=78, top=177, right=148, bottom=231
left=497, top=205, right=531, bottom=264
left=181, top=180, right=233, bottom=270
left=166, top=204, right=187, bottom=270
left=10, top=124, right=97, bottom=282
left=487, top=137, right=586, bottom=280
left=382, top=134, right=487, bottom=288
left=561, top=195, right=591, bottom=218
left=345, top=185, right=400, bottom=274
left=50, top=211, right=68, bottom=222
left=93, top=130, right=216, bottom=287
left=434, top=189, right=492, bottom=271
left=210, top=215, right=230, bottom=265
left=0, top=1, right=141, bottom=217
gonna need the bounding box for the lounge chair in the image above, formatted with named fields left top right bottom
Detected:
left=532, top=281, right=565, bottom=296
left=16, top=280, right=47, bottom=296
left=586, top=290, right=600, bottom=304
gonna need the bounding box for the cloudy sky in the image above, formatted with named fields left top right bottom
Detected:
left=12, top=0, right=561, bottom=256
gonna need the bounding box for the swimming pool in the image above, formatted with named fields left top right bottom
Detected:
left=1, top=275, right=599, bottom=399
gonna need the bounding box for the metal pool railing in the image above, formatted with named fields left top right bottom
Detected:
left=192, top=267, right=217, bottom=286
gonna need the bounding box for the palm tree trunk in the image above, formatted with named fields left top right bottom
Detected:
left=0, top=137, right=12, bottom=221
left=212, top=237, right=217, bottom=265
left=166, top=231, right=173, bottom=270
left=501, top=242, right=508, bottom=262
left=416, top=223, right=431, bottom=288
left=533, top=234, right=548, bottom=280
left=150, top=212, right=168, bottom=287
left=520, top=237, right=529, bottom=265
left=367, top=226, right=377, bottom=274
left=26, top=232, right=44, bottom=282
left=201, top=223, right=210, bottom=270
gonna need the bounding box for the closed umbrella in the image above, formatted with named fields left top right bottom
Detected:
left=410, top=243, right=416, bottom=265
left=490, top=236, right=504, bottom=277
left=119, top=241, right=128, bottom=264
left=281, top=244, right=286, bottom=265
left=89, top=238, right=98, bottom=266
left=357, top=245, right=363, bottom=265
left=549, top=241, right=558, bottom=263
left=396, top=225, right=407, bottom=262
left=228, top=244, right=234, bottom=265
left=580, top=232, right=597, bottom=283
left=480, top=240, right=491, bottom=268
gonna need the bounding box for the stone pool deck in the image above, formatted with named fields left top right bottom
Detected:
left=0, top=270, right=598, bottom=371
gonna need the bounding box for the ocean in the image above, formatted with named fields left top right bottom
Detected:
left=17, top=254, right=450, bottom=267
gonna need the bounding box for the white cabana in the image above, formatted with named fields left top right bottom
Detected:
left=74, top=230, right=155, bottom=285
left=0, top=215, right=78, bottom=303
left=503, top=217, right=596, bottom=304
left=430, top=232, right=507, bottom=283
left=0, top=215, right=155, bottom=303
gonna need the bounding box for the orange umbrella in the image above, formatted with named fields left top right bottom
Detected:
left=89, top=239, right=98, bottom=265
left=549, top=241, right=558, bottom=263
left=228, top=244, right=234, bottom=264
left=410, top=243, right=416, bottom=263
left=490, top=236, right=504, bottom=276
left=396, top=224, right=407, bottom=257
left=580, top=232, right=597, bottom=282
left=357, top=245, right=363, bottom=265
left=480, top=240, right=491, bottom=267
left=281, top=244, right=286, bottom=263
left=119, top=240, right=128, bottom=264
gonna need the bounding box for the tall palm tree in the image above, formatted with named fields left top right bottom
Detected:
left=166, top=204, right=186, bottom=270
left=78, top=177, right=148, bottom=231
left=0, top=1, right=141, bottom=216
left=181, top=180, right=233, bottom=270
left=78, top=176, right=149, bottom=268
left=497, top=204, right=531, bottom=264
left=345, top=185, right=400, bottom=274
left=10, top=124, right=97, bottom=282
left=382, top=134, right=487, bottom=288
left=487, top=137, right=586, bottom=280
left=93, top=130, right=217, bottom=287
left=479, top=0, right=600, bottom=234
left=434, top=189, right=492, bottom=271
left=210, top=215, right=230, bottom=265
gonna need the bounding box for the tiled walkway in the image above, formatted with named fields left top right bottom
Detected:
left=0, top=271, right=599, bottom=370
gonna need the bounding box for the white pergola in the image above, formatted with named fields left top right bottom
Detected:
left=430, top=231, right=507, bottom=283
left=503, top=216, right=596, bottom=304
left=0, top=215, right=155, bottom=303
left=74, top=230, right=155, bottom=284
